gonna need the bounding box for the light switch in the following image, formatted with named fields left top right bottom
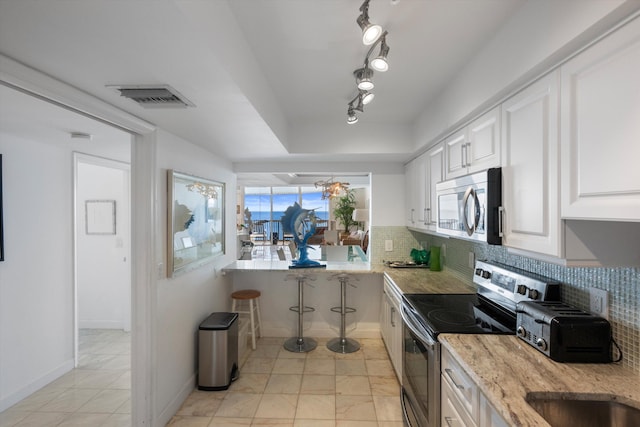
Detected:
left=385, top=240, right=393, bottom=252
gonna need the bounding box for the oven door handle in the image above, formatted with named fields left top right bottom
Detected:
left=401, top=305, right=437, bottom=347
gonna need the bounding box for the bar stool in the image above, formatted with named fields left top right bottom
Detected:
left=327, top=273, right=360, bottom=354
left=231, top=289, right=262, bottom=350
left=284, top=274, right=317, bottom=353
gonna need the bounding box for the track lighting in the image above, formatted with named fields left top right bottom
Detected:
left=370, top=34, right=389, bottom=72
left=346, top=1, right=391, bottom=124
left=357, top=0, right=383, bottom=46
left=354, top=67, right=374, bottom=91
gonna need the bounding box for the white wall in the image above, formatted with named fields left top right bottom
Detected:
left=0, top=132, right=130, bottom=411
left=154, top=129, right=237, bottom=425
left=76, top=159, right=130, bottom=330
left=371, top=173, right=405, bottom=227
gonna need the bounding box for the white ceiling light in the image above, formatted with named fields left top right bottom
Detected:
left=357, top=0, right=382, bottom=45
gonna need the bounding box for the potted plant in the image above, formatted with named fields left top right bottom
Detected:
left=333, top=190, right=357, bottom=238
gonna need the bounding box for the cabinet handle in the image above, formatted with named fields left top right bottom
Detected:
left=465, top=142, right=472, bottom=166
left=498, top=206, right=504, bottom=237
left=426, top=207, right=431, bottom=224
left=444, top=368, right=465, bottom=390
left=410, top=208, right=415, bottom=223
left=391, top=306, right=396, bottom=327
left=460, top=145, right=466, bottom=168
left=444, top=416, right=458, bottom=427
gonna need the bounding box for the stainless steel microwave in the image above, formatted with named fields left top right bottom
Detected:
left=435, top=168, right=502, bottom=245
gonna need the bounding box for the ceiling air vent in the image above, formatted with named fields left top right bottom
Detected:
left=107, top=84, right=195, bottom=109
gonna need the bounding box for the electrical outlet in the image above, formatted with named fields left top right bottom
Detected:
left=589, top=288, right=609, bottom=318
left=468, top=252, right=475, bottom=268
left=385, top=240, right=393, bottom=252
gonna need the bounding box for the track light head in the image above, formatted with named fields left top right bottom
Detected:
left=347, top=107, right=359, bottom=124
left=357, top=0, right=382, bottom=45
left=370, top=35, right=390, bottom=72
left=360, top=90, right=375, bottom=105
left=354, top=67, right=374, bottom=91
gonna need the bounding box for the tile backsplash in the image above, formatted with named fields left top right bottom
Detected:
left=370, top=226, right=640, bottom=373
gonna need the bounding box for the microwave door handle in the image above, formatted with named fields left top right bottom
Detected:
left=462, top=187, right=478, bottom=236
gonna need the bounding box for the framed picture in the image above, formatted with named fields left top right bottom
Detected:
left=0, top=154, right=4, bottom=262
left=85, top=200, right=116, bottom=235
left=167, top=170, right=225, bottom=276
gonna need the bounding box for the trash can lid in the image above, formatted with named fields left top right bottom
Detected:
left=199, top=312, right=238, bottom=330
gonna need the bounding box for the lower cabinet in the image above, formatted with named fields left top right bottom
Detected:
left=380, top=276, right=402, bottom=381
left=441, top=347, right=508, bottom=427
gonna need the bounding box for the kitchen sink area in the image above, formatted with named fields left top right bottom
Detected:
left=526, top=392, right=640, bottom=427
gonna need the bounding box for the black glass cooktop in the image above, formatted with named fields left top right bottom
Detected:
left=402, top=293, right=515, bottom=338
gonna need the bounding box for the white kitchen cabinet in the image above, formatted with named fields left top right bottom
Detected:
left=560, top=16, right=640, bottom=221
left=501, top=71, right=561, bottom=257
left=441, top=347, right=509, bottom=427
left=380, top=276, right=402, bottom=381
left=405, top=143, right=444, bottom=231
left=445, top=106, right=501, bottom=179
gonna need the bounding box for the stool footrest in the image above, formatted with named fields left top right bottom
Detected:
left=289, top=305, right=315, bottom=314
left=330, top=306, right=356, bottom=314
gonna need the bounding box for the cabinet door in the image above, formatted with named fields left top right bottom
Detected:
left=415, top=153, right=428, bottom=228
left=442, top=374, right=477, bottom=427
left=479, top=393, right=509, bottom=427
left=445, top=128, right=468, bottom=179
left=405, top=159, right=418, bottom=226
left=561, top=17, right=640, bottom=221
left=426, top=142, right=444, bottom=229
left=501, top=72, right=560, bottom=256
left=467, top=106, right=501, bottom=174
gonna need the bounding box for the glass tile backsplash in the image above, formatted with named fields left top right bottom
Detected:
left=371, top=226, right=640, bottom=373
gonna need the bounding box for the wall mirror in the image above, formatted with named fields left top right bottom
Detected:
left=168, top=170, right=225, bottom=276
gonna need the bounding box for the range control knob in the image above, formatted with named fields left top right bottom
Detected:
left=528, top=289, right=540, bottom=300
left=481, top=270, right=492, bottom=279
left=516, top=326, right=527, bottom=338
left=517, top=284, right=528, bottom=295
left=475, top=268, right=483, bottom=276
left=536, top=338, right=548, bottom=351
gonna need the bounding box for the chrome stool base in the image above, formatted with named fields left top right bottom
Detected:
left=284, top=336, right=317, bottom=353
left=327, top=337, right=360, bottom=354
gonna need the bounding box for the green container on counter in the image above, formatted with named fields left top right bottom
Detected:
left=410, top=248, right=430, bottom=265
left=429, top=246, right=441, bottom=271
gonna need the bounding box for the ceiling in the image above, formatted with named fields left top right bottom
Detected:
left=0, top=0, right=526, bottom=184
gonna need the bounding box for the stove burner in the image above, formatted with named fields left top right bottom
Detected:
left=427, top=309, right=476, bottom=327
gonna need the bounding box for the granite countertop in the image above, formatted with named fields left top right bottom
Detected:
left=383, top=268, right=476, bottom=294
left=439, top=334, right=640, bottom=427
left=222, top=260, right=378, bottom=274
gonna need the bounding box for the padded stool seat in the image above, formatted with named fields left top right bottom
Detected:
left=231, top=289, right=262, bottom=350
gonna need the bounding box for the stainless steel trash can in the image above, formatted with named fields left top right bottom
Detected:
left=198, top=312, right=239, bottom=391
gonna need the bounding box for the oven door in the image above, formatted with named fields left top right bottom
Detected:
left=401, top=304, right=440, bottom=427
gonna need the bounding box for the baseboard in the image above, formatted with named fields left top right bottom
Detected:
left=155, top=374, right=196, bottom=427
left=0, top=358, right=74, bottom=412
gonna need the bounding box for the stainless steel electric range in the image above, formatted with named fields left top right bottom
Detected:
left=400, top=260, right=561, bottom=427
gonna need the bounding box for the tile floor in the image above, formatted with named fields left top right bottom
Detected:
left=0, top=329, right=131, bottom=427
left=167, top=337, right=403, bottom=427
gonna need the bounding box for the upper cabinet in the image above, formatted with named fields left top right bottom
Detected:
left=446, top=106, right=501, bottom=179
left=501, top=72, right=560, bottom=256
left=560, top=16, right=640, bottom=222
left=405, top=142, right=444, bottom=231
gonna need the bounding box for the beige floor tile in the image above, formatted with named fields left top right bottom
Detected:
left=207, top=417, right=252, bottom=426
left=177, top=391, right=226, bottom=417
left=251, top=419, right=294, bottom=426
left=77, top=389, right=130, bottom=413
left=110, top=371, right=132, bottom=390
left=272, top=359, right=305, bottom=375
left=5, top=387, right=65, bottom=412
left=364, top=360, right=394, bottom=377
left=249, top=345, right=282, bottom=359
left=13, top=411, right=69, bottom=427
left=335, top=396, right=376, bottom=421
left=300, top=375, right=335, bottom=395
left=336, top=421, right=378, bottom=427
left=377, top=422, right=404, bottom=427
left=335, top=376, right=371, bottom=396
left=368, top=376, right=400, bottom=396
left=334, top=349, right=364, bottom=360
left=276, top=348, right=306, bottom=359
left=0, top=410, right=29, bottom=427
left=115, top=398, right=131, bottom=414
left=39, top=388, right=101, bottom=412
left=362, top=346, right=389, bottom=360
left=335, top=360, right=367, bottom=376
left=303, top=359, right=335, bottom=376
left=292, top=420, right=335, bottom=427
left=166, top=415, right=212, bottom=426
left=264, top=375, right=301, bottom=394
left=295, top=395, right=335, bottom=420
left=241, top=358, right=276, bottom=374
left=101, top=355, right=131, bottom=370
left=306, top=346, right=336, bottom=359
left=229, top=373, right=269, bottom=394
left=57, top=412, right=111, bottom=426
left=73, top=370, right=122, bottom=389
left=254, top=394, right=298, bottom=419
left=100, top=413, right=131, bottom=427
left=372, top=396, right=403, bottom=421
left=215, top=393, right=261, bottom=418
